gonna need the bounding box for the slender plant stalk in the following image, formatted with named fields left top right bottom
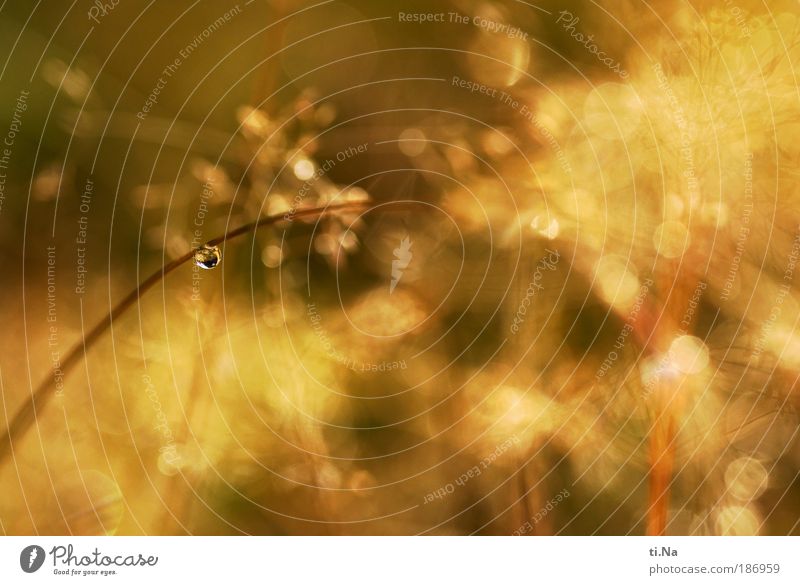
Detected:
left=644, top=266, right=698, bottom=535
left=0, top=200, right=378, bottom=464
left=646, top=397, right=676, bottom=535
left=248, top=0, right=290, bottom=108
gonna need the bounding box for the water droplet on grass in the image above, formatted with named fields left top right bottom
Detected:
left=194, top=244, right=221, bottom=269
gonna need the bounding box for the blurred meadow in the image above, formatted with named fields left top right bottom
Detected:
left=1, top=0, right=800, bottom=535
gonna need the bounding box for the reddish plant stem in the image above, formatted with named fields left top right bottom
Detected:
left=646, top=394, right=677, bottom=535
left=642, top=263, right=699, bottom=535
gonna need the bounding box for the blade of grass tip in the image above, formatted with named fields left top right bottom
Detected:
left=0, top=200, right=380, bottom=465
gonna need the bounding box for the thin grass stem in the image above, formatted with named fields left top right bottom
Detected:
left=0, top=200, right=385, bottom=464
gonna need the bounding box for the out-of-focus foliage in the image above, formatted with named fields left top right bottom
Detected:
left=1, top=0, right=799, bottom=535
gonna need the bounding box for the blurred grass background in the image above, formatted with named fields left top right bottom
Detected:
left=1, top=0, right=799, bottom=535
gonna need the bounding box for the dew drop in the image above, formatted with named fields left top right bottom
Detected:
left=194, top=244, right=221, bottom=270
